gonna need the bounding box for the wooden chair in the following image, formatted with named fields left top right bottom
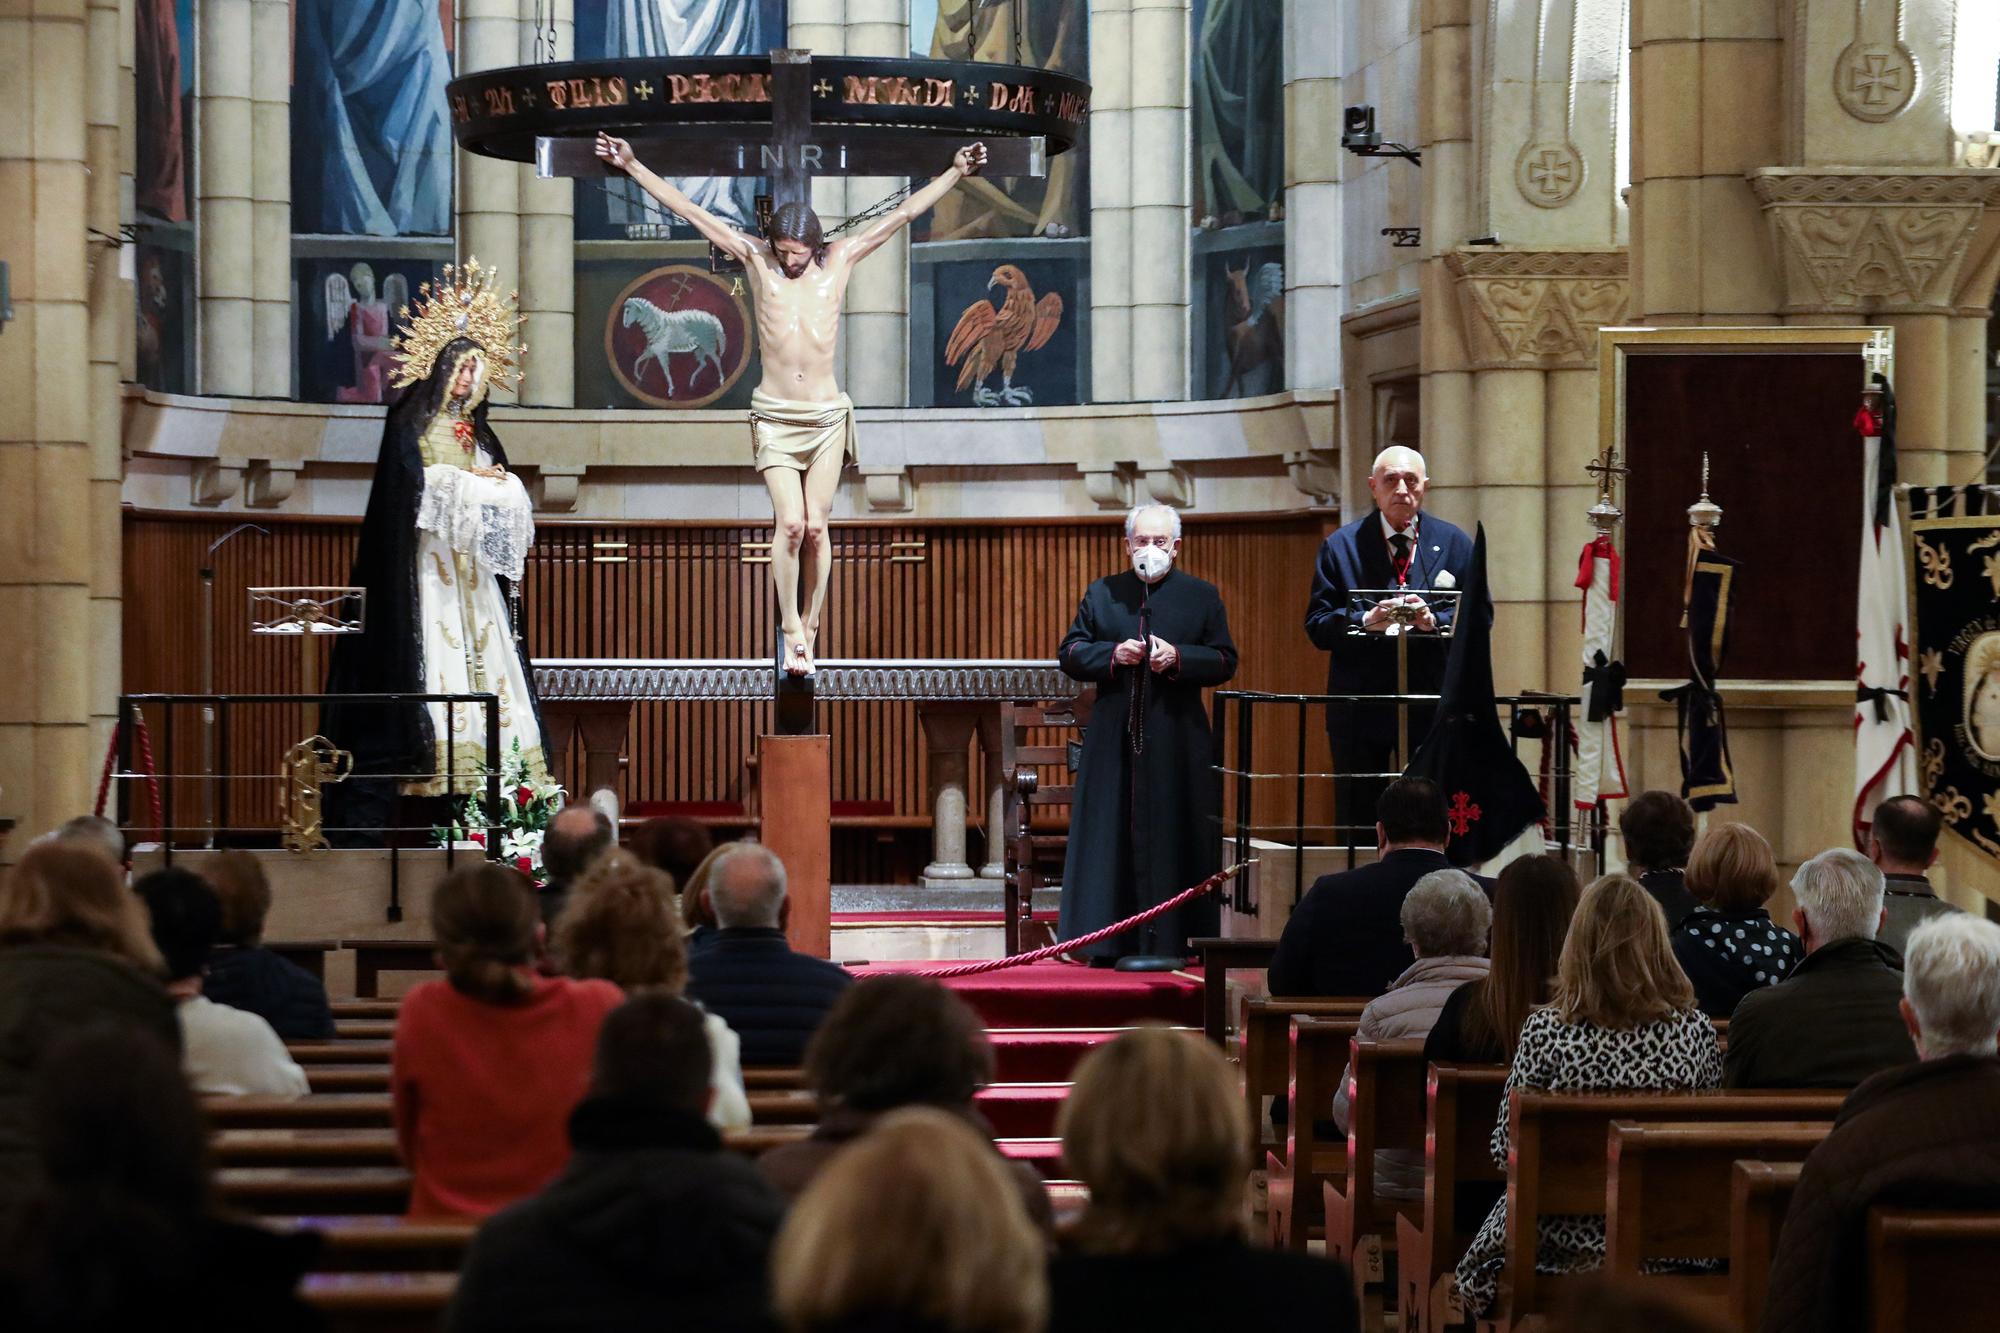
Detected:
left=1483, top=1091, right=1846, bottom=1331
left=1266, top=1014, right=1363, bottom=1251
left=1322, top=1038, right=1430, bottom=1329
left=1603, top=1120, right=1832, bottom=1321
left=1868, top=1206, right=2000, bottom=1330
left=1189, top=936, right=1280, bottom=1046
left=998, top=694, right=1092, bottom=955
left=1239, top=995, right=1368, bottom=1144
left=1395, top=1063, right=1508, bottom=1333
left=1728, top=1159, right=1802, bottom=1333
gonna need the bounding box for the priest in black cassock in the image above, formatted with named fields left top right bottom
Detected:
left=1056, top=505, right=1238, bottom=963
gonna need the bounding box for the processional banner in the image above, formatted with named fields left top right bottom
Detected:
left=1909, top=493, right=2000, bottom=867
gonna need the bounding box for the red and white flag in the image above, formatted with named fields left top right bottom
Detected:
left=1853, top=383, right=1915, bottom=846
left=1573, top=534, right=1628, bottom=811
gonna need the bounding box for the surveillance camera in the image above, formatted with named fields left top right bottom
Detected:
left=1342, top=105, right=1380, bottom=151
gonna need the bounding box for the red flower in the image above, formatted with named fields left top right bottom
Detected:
left=516, top=784, right=534, bottom=805
left=470, top=830, right=486, bottom=846
left=515, top=855, right=534, bottom=875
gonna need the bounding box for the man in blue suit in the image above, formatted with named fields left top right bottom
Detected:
left=1304, top=446, right=1475, bottom=838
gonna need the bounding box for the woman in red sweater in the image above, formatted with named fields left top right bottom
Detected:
left=392, top=863, right=622, bottom=1219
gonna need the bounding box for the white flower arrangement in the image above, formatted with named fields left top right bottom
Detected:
left=434, top=736, right=567, bottom=885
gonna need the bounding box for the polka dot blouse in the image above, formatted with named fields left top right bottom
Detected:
left=1671, top=908, right=1804, bottom=1018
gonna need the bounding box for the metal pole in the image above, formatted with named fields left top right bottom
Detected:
left=1293, top=697, right=1306, bottom=912
left=216, top=700, right=232, bottom=844
left=485, top=695, right=502, bottom=860
left=160, top=702, right=176, bottom=866
left=200, top=566, right=215, bottom=846
left=115, top=696, right=134, bottom=832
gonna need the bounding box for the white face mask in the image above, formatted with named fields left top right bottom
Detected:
left=1131, top=545, right=1173, bottom=583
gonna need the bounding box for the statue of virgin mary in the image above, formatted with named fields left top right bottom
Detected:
left=323, top=260, right=549, bottom=838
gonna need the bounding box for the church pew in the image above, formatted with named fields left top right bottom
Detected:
left=270, top=1216, right=475, bottom=1273
left=306, top=1066, right=392, bottom=1094
left=1395, top=1063, right=1508, bottom=1333
left=1240, top=995, right=1368, bottom=1144
left=290, top=1042, right=394, bottom=1064
left=1603, top=1119, right=1832, bottom=1319
left=331, top=1001, right=402, bottom=1021
left=221, top=1167, right=413, bottom=1215
left=335, top=1020, right=397, bottom=1040
left=207, top=1088, right=820, bottom=1131
left=1190, top=936, right=1280, bottom=1046
left=302, top=1270, right=455, bottom=1333
left=1266, top=1014, right=1363, bottom=1251
left=1867, top=1207, right=2000, bottom=1330
left=1322, top=1038, right=1429, bottom=1331
left=268, top=940, right=338, bottom=984
left=344, top=940, right=440, bottom=1000
left=1728, top=1159, right=1802, bottom=1333
left=216, top=1129, right=403, bottom=1167
left=1481, top=1090, right=1847, bottom=1331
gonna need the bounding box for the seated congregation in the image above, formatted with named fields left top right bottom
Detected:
left=0, top=786, right=1996, bottom=1332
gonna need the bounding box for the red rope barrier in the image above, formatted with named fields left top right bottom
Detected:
left=94, top=711, right=163, bottom=841
left=907, top=860, right=1253, bottom=979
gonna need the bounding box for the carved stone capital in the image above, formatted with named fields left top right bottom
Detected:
left=530, top=465, right=586, bottom=513
left=190, top=458, right=244, bottom=507
left=1747, top=169, right=2000, bottom=316
left=1444, top=248, right=1629, bottom=370
left=1283, top=449, right=1340, bottom=506
left=1078, top=463, right=1134, bottom=511
left=858, top=465, right=914, bottom=514
left=244, top=459, right=301, bottom=508
left=1142, top=466, right=1194, bottom=509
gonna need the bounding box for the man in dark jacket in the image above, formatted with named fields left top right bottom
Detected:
left=1618, top=789, right=1699, bottom=929
left=447, top=991, right=785, bottom=1333
left=685, top=844, right=852, bottom=1067
left=1267, top=778, right=1463, bottom=998
left=1725, top=848, right=1916, bottom=1088
left=198, top=851, right=335, bottom=1041
left=1761, top=915, right=2000, bottom=1333
left=1867, top=795, right=1963, bottom=957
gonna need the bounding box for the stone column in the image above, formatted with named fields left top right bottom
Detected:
left=1627, top=0, right=1785, bottom=323
left=0, top=1, right=97, bottom=851
left=249, top=0, right=290, bottom=397
left=458, top=0, right=524, bottom=404
left=1282, top=0, right=1343, bottom=392
left=1127, top=0, right=1189, bottom=401
left=516, top=0, right=575, bottom=406
left=197, top=0, right=255, bottom=394
left=841, top=0, right=910, bottom=407
left=917, top=703, right=980, bottom=883
left=1087, top=0, right=1132, bottom=400
left=85, top=0, right=124, bottom=773
left=974, top=710, right=1007, bottom=881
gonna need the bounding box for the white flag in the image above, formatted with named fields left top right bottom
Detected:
left=1574, top=534, right=1628, bottom=811
left=1853, top=403, right=1915, bottom=846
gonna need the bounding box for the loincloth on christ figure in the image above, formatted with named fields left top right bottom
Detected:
left=748, top=389, right=857, bottom=474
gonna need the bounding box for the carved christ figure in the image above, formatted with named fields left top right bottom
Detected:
left=596, top=132, right=989, bottom=676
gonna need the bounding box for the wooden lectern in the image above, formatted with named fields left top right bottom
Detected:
left=759, top=733, right=831, bottom=958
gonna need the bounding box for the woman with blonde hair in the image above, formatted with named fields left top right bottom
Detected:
left=391, top=863, right=622, bottom=1219
left=1671, top=822, right=1802, bottom=1017
left=555, top=850, right=750, bottom=1130
left=772, top=1106, right=1047, bottom=1333
left=0, top=844, right=178, bottom=1197
left=1048, top=1027, right=1356, bottom=1331
left=1453, top=874, right=1722, bottom=1316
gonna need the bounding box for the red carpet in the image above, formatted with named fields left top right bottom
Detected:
left=988, top=1029, right=1136, bottom=1082
left=853, top=960, right=1204, bottom=1029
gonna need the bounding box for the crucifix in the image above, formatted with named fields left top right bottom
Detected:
left=535, top=50, right=1052, bottom=694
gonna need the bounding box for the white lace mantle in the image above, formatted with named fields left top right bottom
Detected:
left=416, top=464, right=534, bottom=581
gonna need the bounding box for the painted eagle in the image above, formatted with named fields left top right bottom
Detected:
left=943, top=265, right=1064, bottom=406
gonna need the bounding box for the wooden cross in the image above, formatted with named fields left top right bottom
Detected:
left=533, top=50, right=1048, bottom=214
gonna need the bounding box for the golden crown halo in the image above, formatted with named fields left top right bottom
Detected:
left=388, top=256, right=528, bottom=391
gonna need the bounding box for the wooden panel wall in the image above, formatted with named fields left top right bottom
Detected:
left=123, top=512, right=1335, bottom=841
